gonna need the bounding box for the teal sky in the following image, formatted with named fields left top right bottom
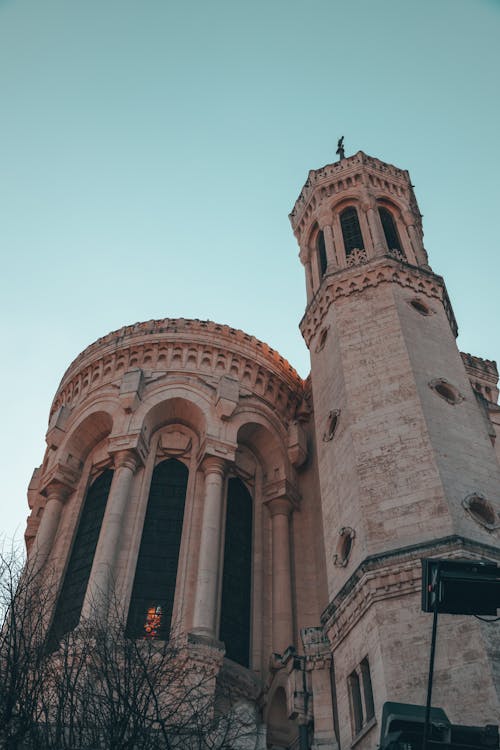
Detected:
left=1, top=0, right=499, bottom=542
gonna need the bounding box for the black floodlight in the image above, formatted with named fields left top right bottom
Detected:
left=379, top=702, right=450, bottom=750
left=421, top=558, right=500, bottom=616
left=379, top=702, right=499, bottom=750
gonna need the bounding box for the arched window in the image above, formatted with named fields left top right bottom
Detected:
left=317, top=229, right=327, bottom=277
left=379, top=207, right=404, bottom=256
left=127, top=458, right=188, bottom=639
left=340, top=207, right=364, bottom=256
left=219, top=478, right=252, bottom=667
left=51, top=469, right=114, bottom=642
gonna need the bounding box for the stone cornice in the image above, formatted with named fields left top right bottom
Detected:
left=50, top=319, right=305, bottom=422
left=321, top=535, right=500, bottom=649
left=299, top=257, right=458, bottom=347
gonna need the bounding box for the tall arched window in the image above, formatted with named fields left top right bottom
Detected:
left=340, top=207, right=364, bottom=256
left=51, top=469, right=114, bottom=642
left=219, top=478, right=252, bottom=667
left=127, top=458, right=188, bottom=639
left=379, top=207, right=404, bottom=256
left=317, top=229, right=327, bottom=277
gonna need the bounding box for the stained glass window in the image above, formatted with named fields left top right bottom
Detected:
left=127, top=459, right=188, bottom=639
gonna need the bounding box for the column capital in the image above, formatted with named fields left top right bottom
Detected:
left=263, top=478, right=300, bottom=512
left=299, top=244, right=310, bottom=265
left=196, top=437, right=236, bottom=467
left=265, top=496, right=294, bottom=518
left=200, top=455, right=228, bottom=478
left=108, top=431, right=148, bottom=467
left=110, top=449, right=140, bottom=472
left=39, top=461, right=79, bottom=502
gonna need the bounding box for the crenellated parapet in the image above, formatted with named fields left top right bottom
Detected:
left=461, top=352, right=499, bottom=404
left=50, top=318, right=305, bottom=422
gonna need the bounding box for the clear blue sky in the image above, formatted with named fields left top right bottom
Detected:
left=1, top=0, right=499, bottom=543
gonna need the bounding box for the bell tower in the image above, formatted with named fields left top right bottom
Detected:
left=290, top=151, right=500, bottom=748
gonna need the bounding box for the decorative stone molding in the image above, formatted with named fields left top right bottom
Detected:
left=321, top=535, right=500, bottom=648
left=346, top=248, right=368, bottom=267
left=428, top=378, right=464, bottom=405
left=50, top=318, right=304, bottom=423
left=39, top=461, right=80, bottom=499
left=108, top=431, right=148, bottom=466
left=322, top=410, right=340, bottom=442
left=263, top=478, right=301, bottom=511
left=45, top=405, right=71, bottom=449
left=408, top=297, right=434, bottom=316
left=287, top=420, right=307, bottom=468
left=119, top=368, right=144, bottom=413
left=215, top=375, right=239, bottom=420
left=299, top=258, right=458, bottom=347
left=197, top=438, right=237, bottom=467
left=333, top=526, right=355, bottom=567
left=462, top=493, right=500, bottom=531
left=314, top=325, right=329, bottom=353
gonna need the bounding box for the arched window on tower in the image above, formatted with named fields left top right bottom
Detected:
left=127, top=458, right=188, bottom=639
left=50, top=469, right=114, bottom=643
left=379, top=207, right=404, bottom=256
left=340, top=207, right=364, bottom=257
left=317, top=229, right=327, bottom=277
left=219, top=477, right=253, bottom=667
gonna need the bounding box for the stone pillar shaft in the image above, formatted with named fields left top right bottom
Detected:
left=366, top=206, right=385, bottom=256
left=322, top=224, right=339, bottom=271
left=192, top=457, right=227, bottom=639
left=82, top=450, right=138, bottom=617
left=31, top=484, right=68, bottom=574
left=268, top=497, right=294, bottom=654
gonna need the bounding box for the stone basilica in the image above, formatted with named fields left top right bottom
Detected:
left=24, top=152, right=500, bottom=749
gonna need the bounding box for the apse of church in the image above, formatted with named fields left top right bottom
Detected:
left=25, top=151, right=500, bottom=750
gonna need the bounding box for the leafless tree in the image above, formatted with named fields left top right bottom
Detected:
left=0, top=547, right=262, bottom=750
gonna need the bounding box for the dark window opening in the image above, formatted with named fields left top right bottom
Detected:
left=317, top=229, right=327, bottom=277
left=219, top=478, right=253, bottom=667
left=348, top=670, right=364, bottom=734
left=50, top=469, right=113, bottom=643
left=379, top=207, right=404, bottom=255
left=340, top=207, right=364, bottom=256
left=127, top=458, right=188, bottom=639
left=360, top=658, right=375, bottom=721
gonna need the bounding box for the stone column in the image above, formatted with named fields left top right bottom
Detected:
left=300, top=244, right=316, bottom=301
left=322, top=224, right=339, bottom=271
left=364, top=201, right=385, bottom=257
left=192, top=456, right=227, bottom=640
left=30, top=480, right=73, bottom=575
left=266, top=496, right=294, bottom=654
left=82, top=449, right=139, bottom=617
left=406, top=221, right=429, bottom=266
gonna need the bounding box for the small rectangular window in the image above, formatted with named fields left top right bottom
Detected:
left=348, top=670, right=364, bottom=735
left=360, top=658, right=375, bottom=721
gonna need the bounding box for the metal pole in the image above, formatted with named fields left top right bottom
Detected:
left=422, top=587, right=440, bottom=750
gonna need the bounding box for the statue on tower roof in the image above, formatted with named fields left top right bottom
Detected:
left=336, top=136, right=345, bottom=161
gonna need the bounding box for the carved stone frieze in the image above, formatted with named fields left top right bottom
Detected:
left=300, top=258, right=458, bottom=347
left=50, top=319, right=304, bottom=423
